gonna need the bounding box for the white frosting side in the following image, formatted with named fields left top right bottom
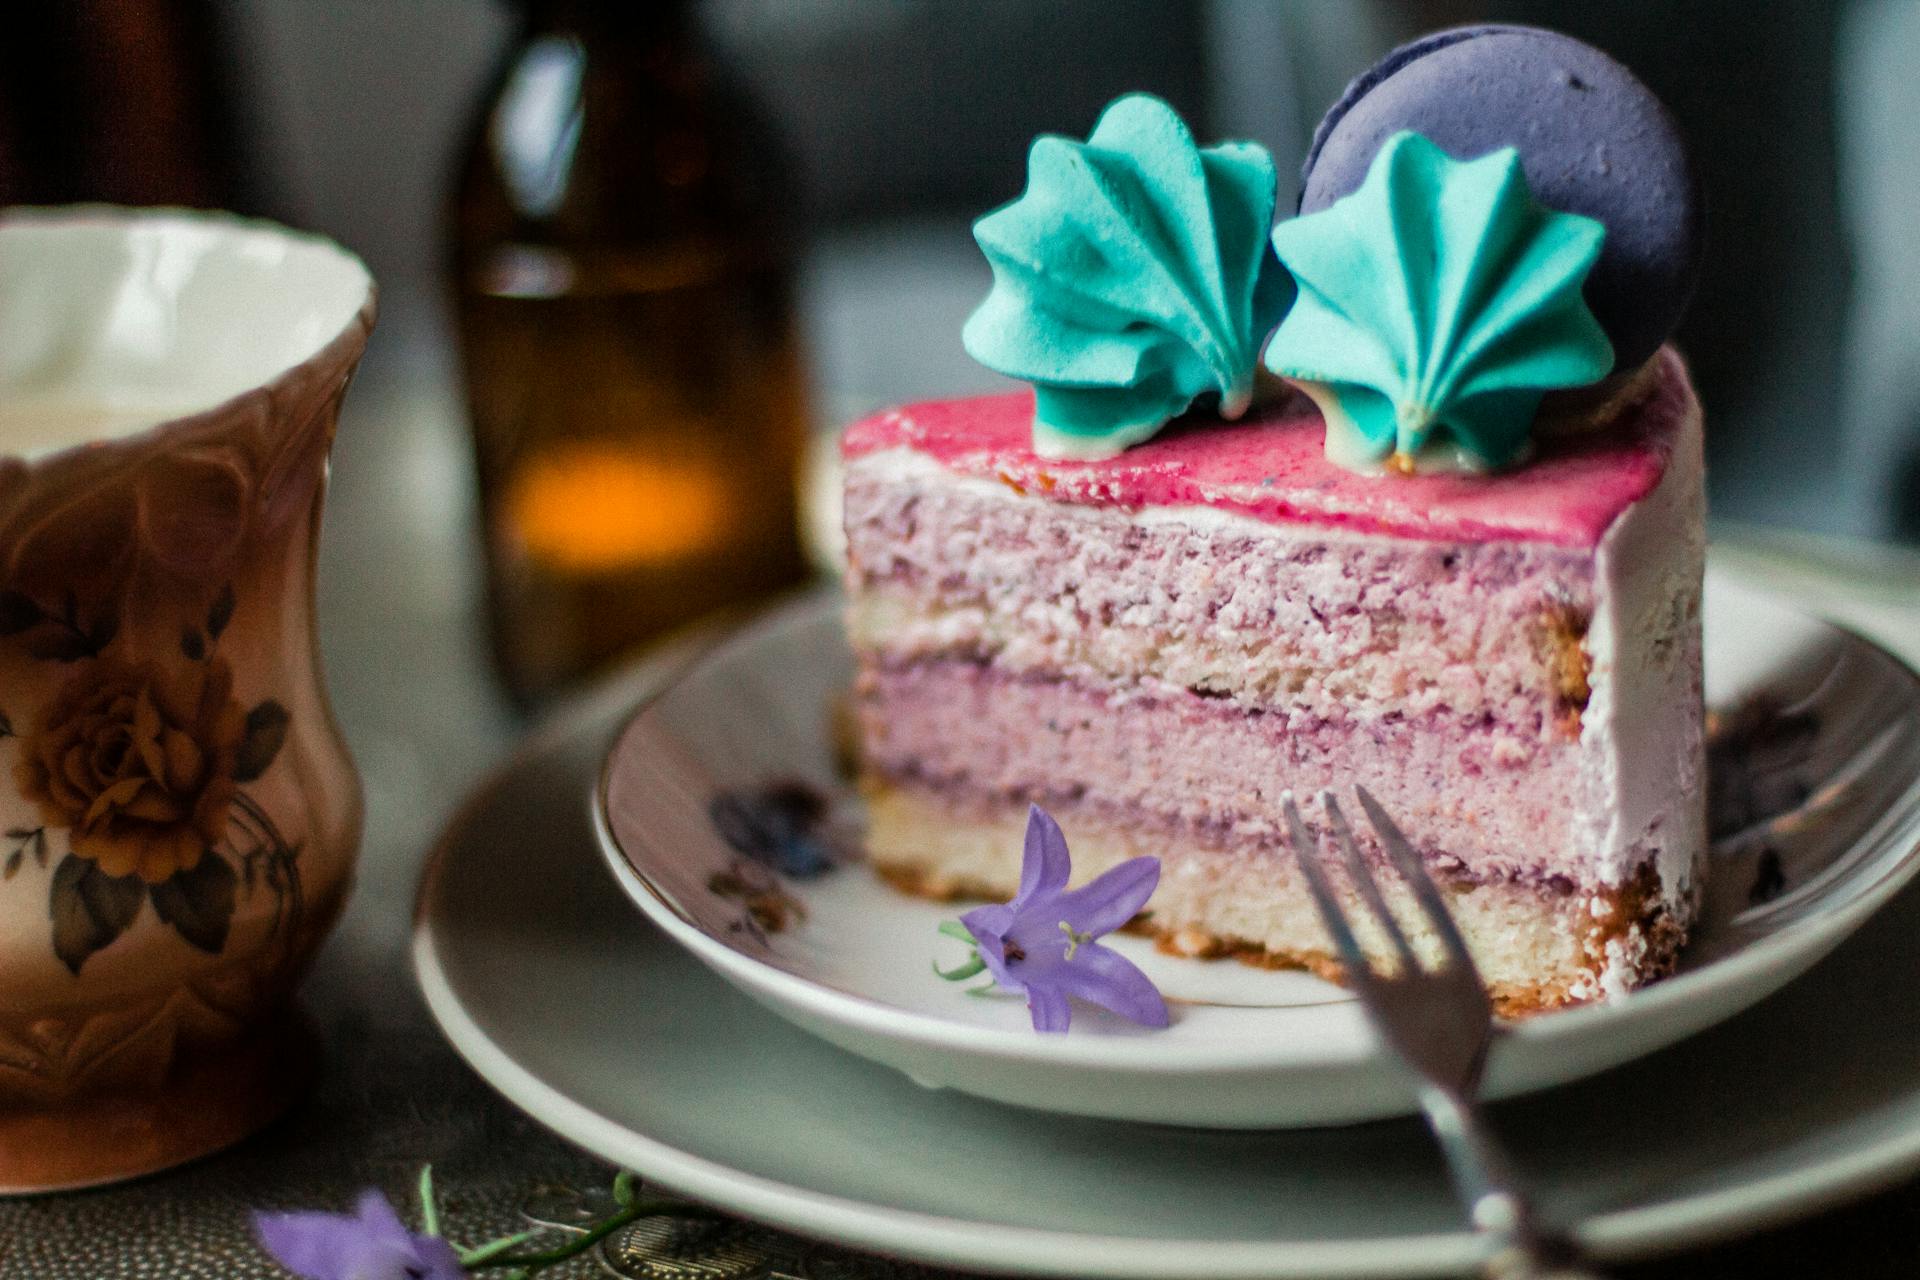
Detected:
left=1578, top=388, right=1708, bottom=898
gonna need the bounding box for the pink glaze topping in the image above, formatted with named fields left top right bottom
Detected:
left=843, top=349, right=1693, bottom=548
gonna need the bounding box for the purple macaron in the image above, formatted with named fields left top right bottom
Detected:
left=1300, top=24, right=1702, bottom=371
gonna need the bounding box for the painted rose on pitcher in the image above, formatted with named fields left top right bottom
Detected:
left=0, top=582, right=300, bottom=975
left=17, top=654, right=248, bottom=883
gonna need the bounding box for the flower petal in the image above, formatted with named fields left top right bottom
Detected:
left=1016, top=804, right=1072, bottom=902
left=1053, top=855, right=1161, bottom=938
left=84, top=776, right=148, bottom=826
left=256, top=1194, right=410, bottom=1279
left=960, top=906, right=1025, bottom=994
left=162, top=727, right=206, bottom=792
left=254, top=1189, right=465, bottom=1280
left=132, top=691, right=167, bottom=782
left=959, top=902, right=1014, bottom=944
left=350, top=1187, right=409, bottom=1239
left=255, top=1210, right=358, bottom=1276
left=412, top=1236, right=468, bottom=1280
left=1026, top=982, right=1072, bottom=1033
left=351, top=1191, right=466, bottom=1280
left=1052, top=942, right=1170, bottom=1028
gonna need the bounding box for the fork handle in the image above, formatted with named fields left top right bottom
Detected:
left=1419, top=1087, right=1610, bottom=1279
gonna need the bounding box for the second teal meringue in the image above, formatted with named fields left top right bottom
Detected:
left=963, top=94, right=1291, bottom=459
left=1266, top=131, right=1614, bottom=474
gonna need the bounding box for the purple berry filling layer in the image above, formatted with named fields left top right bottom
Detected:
left=858, top=658, right=1620, bottom=887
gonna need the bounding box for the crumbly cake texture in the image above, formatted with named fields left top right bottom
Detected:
left=842, top=349, right=1707, bottom=1012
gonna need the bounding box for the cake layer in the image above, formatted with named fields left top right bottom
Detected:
left=841, top=350, right=1693, bottom=547
left=866, top=783, right=1687, bottom=1012
left=845, top=465, right=1596, bottom=724
left=857, top=658, right=1630, bottom=887
left=846, top=349, right=1707, bottom=900
left=844, top=350, right=1706, bottom=1007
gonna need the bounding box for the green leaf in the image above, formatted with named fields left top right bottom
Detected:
left=49, top=855, right=146, bottom=974
left=611, top=1169, right=637, bottom=1208
left=234, top=701, right=291, bottom=782
left=27, top=629, right=96, bottom=663
left=207, top=584, right=237, bottom=639
left=150, top=854, right=237, bottom=954
left=0, top=590, right=40, bottom=635
left=937, top=920, right=977, bottom=943
left=87, top=613, right=117, bottom=653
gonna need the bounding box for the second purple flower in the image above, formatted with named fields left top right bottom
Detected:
left=937, top=804, right=1168, bottom=1033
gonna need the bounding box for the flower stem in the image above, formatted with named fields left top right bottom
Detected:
left=235, top=791, right=305, bottom=959
left=234, top=792, right=288, bottom=854
left=418, top=1166, right=441, bottom=1237
left=458, top=1230, right=539, bottom=1264
left=461, top=1199, right=730, bottom=1271
left=933, top=954, right=987, bottom=982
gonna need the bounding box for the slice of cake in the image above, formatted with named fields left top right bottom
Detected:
left=845, top=29, right=1706, bottom=1014
left=844, top=353, right=1703, bottom=1013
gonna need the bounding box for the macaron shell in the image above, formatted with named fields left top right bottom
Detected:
left=1299, top=24, right=1701, bottom=370
left=1301, top=24, right=1502, bottom=186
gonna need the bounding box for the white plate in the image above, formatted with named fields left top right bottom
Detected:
left=594, top=573, right=1920, bottom=1127
left=413, top=647, right=1920, bottom=1278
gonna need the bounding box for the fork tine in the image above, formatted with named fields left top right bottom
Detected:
left=1282, top=792, right=1376, bottom=988
left=1322, top=791, right=1421, bottom=976
left=1353, top=785, right=1480, bottom=980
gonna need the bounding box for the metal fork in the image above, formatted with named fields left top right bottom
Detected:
left=1282, top=786, right=1603, bottom=1280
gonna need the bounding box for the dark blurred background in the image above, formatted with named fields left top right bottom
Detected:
left=1, top=0, right=1912, bottom=543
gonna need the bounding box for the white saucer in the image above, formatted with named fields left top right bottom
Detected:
left=594, top=575, right=1920, bottom=1126
left=413, top=627, right=1920, bottom=1279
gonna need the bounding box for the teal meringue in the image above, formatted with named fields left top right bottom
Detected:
left=963, top=94, right=1292, bottom=459
left=1265, top=130, right=1613, bottom=474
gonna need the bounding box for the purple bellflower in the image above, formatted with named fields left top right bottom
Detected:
left=255, top=1188, right=464, bottom=1280
left=937, top=804, right=1168, bottom=1033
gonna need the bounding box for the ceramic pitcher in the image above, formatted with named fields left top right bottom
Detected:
left=0, top=207, right=374, bottom=1191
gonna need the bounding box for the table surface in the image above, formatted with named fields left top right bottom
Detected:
left=2, top=253, right=1919, bottom=1276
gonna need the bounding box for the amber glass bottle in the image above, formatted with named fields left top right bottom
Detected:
left=451, top=0, right=810, bottom=705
